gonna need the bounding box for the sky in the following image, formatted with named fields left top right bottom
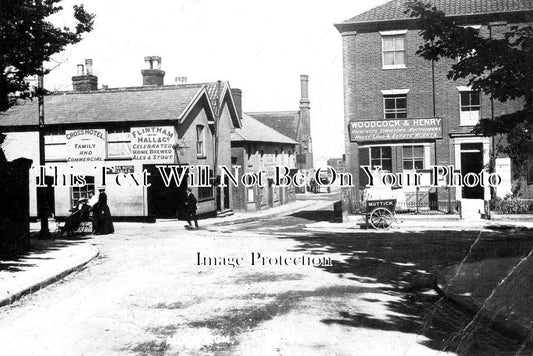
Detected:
left=45, top=0, right=390, bottom=167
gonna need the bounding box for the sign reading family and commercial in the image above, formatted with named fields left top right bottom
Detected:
left=349, top=118, right=443, bottom=142
left=66, top=129, right=106, bottom=162
left=130, top=126, right=175, bottom=162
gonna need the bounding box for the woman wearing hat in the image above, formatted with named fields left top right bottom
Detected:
left=93, top=186, right=114, bottom=235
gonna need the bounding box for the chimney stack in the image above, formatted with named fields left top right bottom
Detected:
left=299, top=74, right=310, bottom=107
left=72, top=59, right=98, bottom=91
left=141, top=56, right=165, bottom=86
left=231, top=88, right=242, bottom=120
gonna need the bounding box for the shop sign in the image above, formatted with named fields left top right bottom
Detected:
left=131, top=126, right=175, bottom=162
left=106, top=165, right=135, bottom=175
left=66, top=129, right=106, bottom=162
left=349, top=118, right=443, bottom=142
left=495, top=157, right=512, bottom=197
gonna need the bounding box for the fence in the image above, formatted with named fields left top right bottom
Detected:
left=490, top=198, right=533, bottom=214
left=345, top=187, right=458, bottom=215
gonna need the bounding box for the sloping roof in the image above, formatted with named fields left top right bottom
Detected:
left=0, top=85, right=208, bottom=127
left=246, top=111, right=300, bottom=141
left=340, top=0, right=533, bottom=25
left=231, top=113, right=297, bottom=145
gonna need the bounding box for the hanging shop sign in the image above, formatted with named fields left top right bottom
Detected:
left=349, top=118, right=443, bottom=142
left=66, top=129, right=106, bottom=162
left=130, top=126, right=175, bottom=163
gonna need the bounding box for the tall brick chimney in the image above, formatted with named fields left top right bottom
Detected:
left=231, top=88, right=242, bottom=120
left=72, top=59, right=98, bottom=91
left=299, top=74, right=313, bottom=169
left=141, top=56, right=165, bottom=86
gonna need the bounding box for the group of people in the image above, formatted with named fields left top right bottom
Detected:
left=62, top=187, right=114, bottom=235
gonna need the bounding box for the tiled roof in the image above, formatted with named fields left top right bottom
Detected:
left=246, top=111, right=300, bottom=141
left=341, top=0, right=533, bottom=24
left=231, top=113, right=297, bottom=145
left=0, top=85, right=206, bottom=127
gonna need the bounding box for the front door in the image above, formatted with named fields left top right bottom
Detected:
left=144, top=165, right=187, bottom=219
left=460, top=143, right=484, bottom=199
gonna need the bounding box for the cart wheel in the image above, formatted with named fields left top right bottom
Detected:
left=369, top=208, right=393, bottom=230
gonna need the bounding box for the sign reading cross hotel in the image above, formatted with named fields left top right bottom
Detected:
left=349, top=118, right=443, bottom=142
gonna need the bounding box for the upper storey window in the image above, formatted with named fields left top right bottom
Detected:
left=381, top=30, right=407, bottom=69
left=458, top=87, right=481, bottom=126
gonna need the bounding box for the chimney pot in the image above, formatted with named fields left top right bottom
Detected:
left=141, top=56, right=165, bottom=86
left=85, top=59, right=93, bottom=75
left=77, top=64, right=84, bottom=76
left=231, top=88, right=242, bottom=120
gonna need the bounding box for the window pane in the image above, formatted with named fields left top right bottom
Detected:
left=460, top=92, right=469, bottom=106
left=414, top=160, right=424, bottom=169
left=470, top=92, right=480, bottom=106
left=382, top=147, right=392, bottom=159
left=394, top=36, right=405, bottom=50
left=403, top=146, right=412, bottom=157
left=396, top=97, right=407, bottom=109
left=108, top=142, right=132, bottom=157
left=382, top=159, right=392, bottom=172
left=384, top=98, right=396, bottom=110
left=394, top=51, right=405, bottom=65
left=383, top=37, right=394, bottom=51
left=413, top=146, right=424, bottom=157
left=371, top=147, right=380, bottom=159
left=383, top=52, right=395, bottom=65
left=403, top=161, right=413, bottom=170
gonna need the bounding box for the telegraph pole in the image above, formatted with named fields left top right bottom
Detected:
left=37, top=67, right=49, bottom=238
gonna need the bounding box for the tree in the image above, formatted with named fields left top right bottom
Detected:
left=405, top=0, right=532, bottom=178
left=0, top=0, right=94, bottom=160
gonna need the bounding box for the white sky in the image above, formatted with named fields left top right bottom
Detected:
left=45, top=0, right=390, bottom=167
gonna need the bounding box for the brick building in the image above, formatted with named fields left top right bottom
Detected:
left=248, top=75, right=314, bottom=171
left=231, top=113, right=298, bottom=211
left=0, top=57, right=241, bottom=221
left=335, top=0, right=533, bottom=216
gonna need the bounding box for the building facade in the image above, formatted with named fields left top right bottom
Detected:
left=335, top=0, right=533, bottom=215
left=231, top=113, right=298, bottom=211
left=0, top=58, right=241, bottom=221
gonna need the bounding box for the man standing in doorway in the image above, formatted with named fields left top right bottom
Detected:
left=185, top=188, right=198, bottom=230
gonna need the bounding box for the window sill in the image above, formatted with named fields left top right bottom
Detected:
left=198, top=197, right=214, bottom=203
left=382, top=65, right=407, bottom=70
left=196, top=155, right=207, bottom=160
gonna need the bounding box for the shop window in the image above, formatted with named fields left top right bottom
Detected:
left=402, top=146, right=424, bottom=170
left=460, top=91, right=481, bottom=126
left=196, top=125, right=205, bottom=157
left=198, top=169, right=213, bottom=201
left=370, top=147, right=392, bottom=172
left=384, top=94, right=407, bottom=119
left=71, top=176, right=95, bottom=208
left=382, top=33, right=406, bottom=68
left=44, top=130, right=66, bottom=160
left=107, top=128, right=131, bottom=158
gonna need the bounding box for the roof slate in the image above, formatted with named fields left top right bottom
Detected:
left=231, top=113, right=297, bottom=145
left=246, top=111, right=300, bottom=142
left=0, top=85, right=205, bottom=127
left=341, top=0, right=533, bottom=24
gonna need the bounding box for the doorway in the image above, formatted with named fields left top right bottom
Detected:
left=144, top=165, right=187, bottom=219
left=460, top=143, right=484, bottom=199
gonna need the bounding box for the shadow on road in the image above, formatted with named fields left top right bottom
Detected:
left=271, top=213, right=533, bottom=355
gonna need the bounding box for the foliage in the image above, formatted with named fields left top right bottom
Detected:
left=490, top=195, right=533, bottom=214
left=404, top=0, right=532, bottom=177
left=0, top=0, right=94, bottom=161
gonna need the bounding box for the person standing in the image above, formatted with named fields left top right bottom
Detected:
left=93, top=187, right=114, bottom=235
left=185, top=188, right=198, bottom=230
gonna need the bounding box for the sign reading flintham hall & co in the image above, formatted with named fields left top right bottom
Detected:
left=349, top=118, right=443, bottom=142
left=131, top=126, right=175, bottom=163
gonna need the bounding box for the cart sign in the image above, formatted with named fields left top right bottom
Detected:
left=349, top=118, right=442, bottom=142
left=66, top=129, right=106, bottom=162
left=130, top=126, right=175, bottom=163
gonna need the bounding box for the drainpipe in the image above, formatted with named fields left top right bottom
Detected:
left=213, top=80, right=222, bottom=211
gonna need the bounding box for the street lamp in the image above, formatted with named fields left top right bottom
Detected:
left=172, top=140, right=190, bottom=165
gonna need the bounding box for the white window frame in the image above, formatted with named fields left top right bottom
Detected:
left=380, top=30, right=408, bottom=69
left=196, top=125, right=205, bottom=157
left=457, top=87, right=481, bottom=126
left=44, top=130, right=67, bottom=161
left=383, top=94, right=408, bottom=119
left=106, top=128, right=132, bottom=159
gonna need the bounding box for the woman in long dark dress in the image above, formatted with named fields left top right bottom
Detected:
left=94, top=187, right=114, bottom=235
